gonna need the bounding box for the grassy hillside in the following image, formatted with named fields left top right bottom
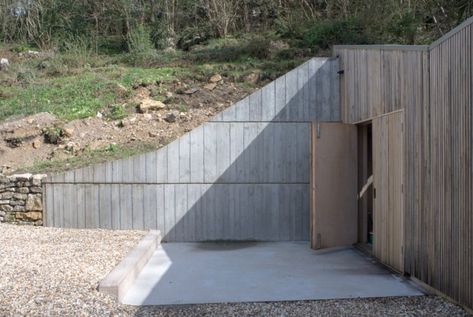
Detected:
left=0, top=37, right=310, bottom=174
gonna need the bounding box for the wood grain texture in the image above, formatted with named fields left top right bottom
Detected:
left=372, top=111, right=404, bottom=272
left=334, top=17, right=473, bottom=310
left=310, top=122, right=358, bottom=249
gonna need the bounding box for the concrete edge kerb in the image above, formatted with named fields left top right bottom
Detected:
left=99, top=230, right=161, bottom=302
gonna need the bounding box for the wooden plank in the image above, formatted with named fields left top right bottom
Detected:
left=190, top=126, right=204, bottom=183
left=203, top=124, right=217, bottom=183
left=163, top=184, right=175, bottom=241
left=261, top=81, right=276, bottom=121
left=145, top=152, right=157, bottom=183
left=311, top=123, right=358, bottom=249
left=155, top=185, right=165, bottom=234
left=179, top=133, right=191, bottom=183
left=143, top=185, right=157, bottom=229
left=235, top=97, right=250, bottom=121
left=44, top=184, right=54, bottom=227
left=62, top=184, right=74, bottom=228
left=167, top=139, right=180, bottom=183
left=298, top=61, right=309, bottom=121
left=249, top=89, right=262, bottom=121
left=274, top=75, right=287, bottom=121
left=132, top=184, right=144, bottom=229
left=119, top=184, right=133, bottom=229
left=99, top=184, right=112, bottom=229
left=76, top=184, right=86, bottom=228
left=156, top=145, right=168, bottom=183
left=215, top=123, right=231, bottom=182
left=52, top=184, right=63, bottom=227
left=174, top=184, right=188, bottom=241
left=85, top=185, right=99, bottom=228
left=111, top=184, right=120, bottom=229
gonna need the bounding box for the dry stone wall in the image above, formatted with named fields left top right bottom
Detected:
left=0, top=173, right=46, bottom=225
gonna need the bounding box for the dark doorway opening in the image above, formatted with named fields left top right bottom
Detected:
left=357, top=123, right=374, bottom=252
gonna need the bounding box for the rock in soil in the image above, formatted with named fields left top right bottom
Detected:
left=138, top=98, right=166, bottom=113
left=209, top=74, right=222, bottom=83
left=204, top=83, right=217, bottom=91
left=164, top=113, right=177, bottom=123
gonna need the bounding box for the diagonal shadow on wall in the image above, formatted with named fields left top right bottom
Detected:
left=126, top=58, right=341, bottom=309
left=158, top=58, right=339, bottom=242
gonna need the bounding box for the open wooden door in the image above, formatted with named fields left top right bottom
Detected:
left=310, top=122, right=358, bottom=250
left=372, top=111, right=404, bottom=272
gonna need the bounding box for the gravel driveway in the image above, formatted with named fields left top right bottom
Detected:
left=0, top=224, right=471, bottom=317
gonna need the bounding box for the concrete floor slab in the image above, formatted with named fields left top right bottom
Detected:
left=122, top=242, right=423, bottom=306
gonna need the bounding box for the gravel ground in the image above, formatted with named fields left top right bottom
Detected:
left=0, top=224, right=145, bottom=316
left=0, top=224, right=471, bottom=317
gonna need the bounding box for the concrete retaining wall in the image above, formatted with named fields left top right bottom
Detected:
left=43, top=57, right=340, bottom=242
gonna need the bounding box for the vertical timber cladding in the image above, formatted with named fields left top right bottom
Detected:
left=43, top=57, right=341, bottom=242
left=335, top=16, right=473, bottom=310
left=372, top=111, right=404, bottom=272
left=418, top=19, right=472, bottom=309
left=334, top=45, right=429, bottom=124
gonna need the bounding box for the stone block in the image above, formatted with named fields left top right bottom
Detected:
left=0, top=205, right=13, bottom=212
left=18, top=187, right=30, bottom=194
left=32, top=174, right=47, bottom=186
left=10, top=200, right=25, bottom=206
left=30, top=187, right=43, bottom=193
left=10, top=173, right=32, bottom=182
left=0, top=175, right=9, bottom=184
left=13, top=205, right=25, bottom=212
left=0, top=192, right=13, bottom=199
left=25, top=194, right=42, bottom=211
left=13, top=193, right=27, bottom=200
left=4, top=212, right=16, bottom=222
left=24, top=211, right=42, bottom=221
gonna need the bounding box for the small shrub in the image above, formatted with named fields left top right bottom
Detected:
left=244, top=36, right=271, bottom=59
left=103, top=143, right=119, bottom=152
left=59, top=35, right=94, bottom=68
left=127, top=25, right=154, bottom=54
left=16, top=70, right=35, bottom=84
left=303, top=18, right=368, bottom=49
left=43, top=126, right=64, bottom=144
left=10, top=42, right=33, bottom=53
left=178, top=104, right=187, bottom=113
left=177, top=26, right=210, bottom=51
left=108, top=104, right=127, bottom=120
left=387, top=13, right=421, bottom=44
left=126, top=25, right=156, bottom=65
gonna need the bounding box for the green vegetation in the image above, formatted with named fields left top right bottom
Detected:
left=19, top=142, right=157, bottom=175
left=1, top=1, right=470, bottom=54
left=0, top=0, right=471, bottom=175
left=0, top=37, right=306, bottom=122
left=0, top=1, right=470, bottom=124
left=0, top=64, right=179, bottom=121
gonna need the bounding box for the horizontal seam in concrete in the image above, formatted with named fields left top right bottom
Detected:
left=42, top=182, right=311, bottom=185
left=207, top=120, right=313, bottom=123
left=98, top=230, right=161, bottom=303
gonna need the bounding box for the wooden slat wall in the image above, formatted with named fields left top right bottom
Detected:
left=405, top=18, right=473, bottom=309
left=372, top=111, right=404, bottom=272
left=334, top=46, right=428, bottom=124
left=335, top=16, right=473, bottom=310
left=43, top=58, right=340, bottom=242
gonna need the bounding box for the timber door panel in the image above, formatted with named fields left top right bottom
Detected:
left=373, top=111, right=404, bottom=272
left=310, top=122, right=358, bottom=249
